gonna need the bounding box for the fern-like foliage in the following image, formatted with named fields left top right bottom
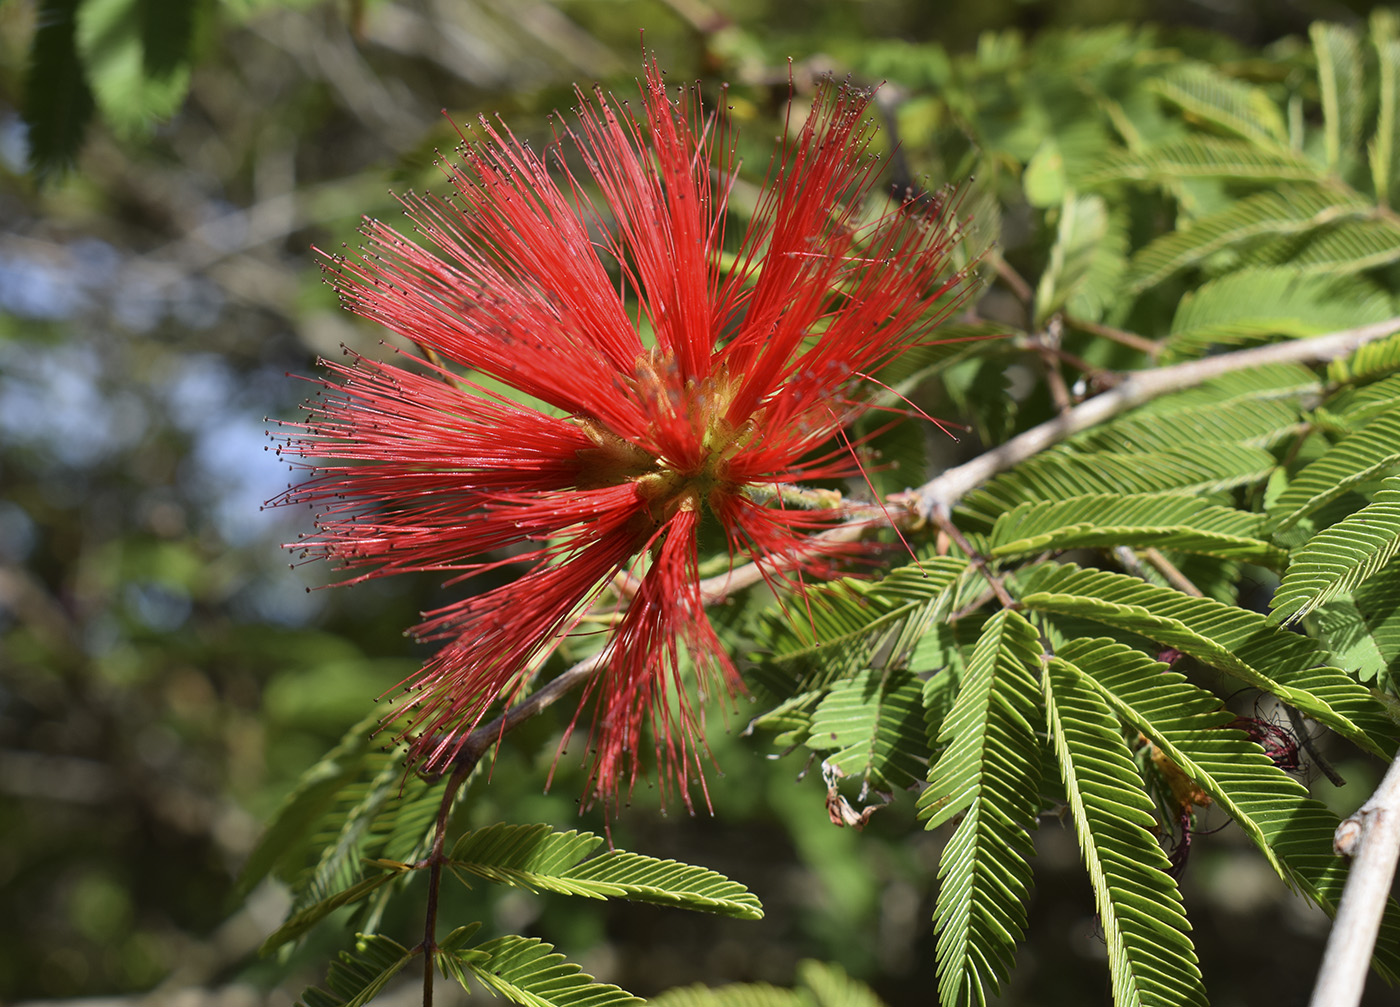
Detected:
left=296, top=934, right=416, bottom=1007
left=749, top=558, right=968, bottom=698
left=441, top=930, right=642, bottom=1007
left=238, top=711, right=450, bottom=946
left=807, top=667, right=929, bottom=789
left=987, top=492, right=1284, bottom=564
left=1163, top=268, right=1394, bottom=360
left=650, top=960, right=884, bottom=1007
left=1064, top=638, right=1400, bottom=980
left=1125, top=187, right=1370, bottom=292
left=1328, top=336, right=1400, bottom=385
left=1311, top=566, right=1400, bottom=691
left=1147, top=61, right=1288, bottom=148
left=1313, top=22, right=1365, bottom=171
left=1086, top=137, right=1318, bottom=185
left=958, top=445, right=1275, bottom=530
left=1267, top=411, right=1400, bottom=534
left=1370, top=10, right=1400, bottom=206
left=1043, top=654, right=1207, bottom=1007
left=745, top=558, right=970, bottom=751
left=447, top=823, right=764, bottom=919
left=262, top=863, right=412, bottom=955
left=919, top=610, right=1042, bottom=1007
left=1034, top=192, right=1128, bottom=324
left=1020, top=562, right=1399, bottom=755
left=1271, top=476, right=1400, bottom=623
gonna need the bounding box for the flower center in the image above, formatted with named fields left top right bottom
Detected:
left=575, top=355, right=754, bottom=525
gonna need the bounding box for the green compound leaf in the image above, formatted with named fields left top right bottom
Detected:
left=1125, top=186, right=1369, bottom=292
left=649, top=981, right=809, bottom=1007
left=1127, top=361, right=1321, bottom=415
left=1311, top=567, right=1400, bottom=691
left=22, top=0, right=96, bottom=179
left=240, top=708, right=463, bottom=948
left=1034, top=192, right=1129, bottom=325
left=807, top=667, right=930, bottom=789
left=1085, top=137, right=1320, bottom=186
left=237, top=711, right=383, bottom=898
left=988, top=492, right=1285, bottom=566
left=262, top=862, right=411, bottom=955
left=1062, top=636, right=1400, bottom=981
left=795, top=959, right=887, bottom=1007
left=1371, top=10, right=1400, bottom=206
left=1326, top=332, right=1400, bottom=386
left=1260, top=218, right=1400, bottom=276
left=445, top=934, right=642, bottom=1007
left=1074, top=394, right=1306, bottom=454
left=1271, top=476, right=1400, bottom=624
left=448, top=823, right=763, bottom=919
left=920, top=610, right=1043, bottom=1007
left=1020, top=562, right=1399, bottom=757
left=1148, top=61, right=1288, bottom=148
left=1267, top=411, right=1400, bottom=533
left=1043, top=655, right=1208, bottom=1007
left=958, top=444, right=1276, bottom=530
left=748, top=558, right=968, bottom=698
left=647, top=959, right=883, bottom=1007
left=76, top=0, right=195, bottom=138
left=1164, top=268, right=1394, bottom=361
left=1312, top=22, right=1365, bottom=171
left=296, top=934, right=416, bottom=1007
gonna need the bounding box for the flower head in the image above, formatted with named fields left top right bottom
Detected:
left=275, top=61, right=969, bottom=815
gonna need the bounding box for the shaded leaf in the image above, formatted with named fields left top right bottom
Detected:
left=262, top=863, right=411, bottom=955
left=807, top=667, right=930, bottom=789
left=959, top=444, right=1277, bottom=529
left=1267, top=411, right=1400, bottom=533
left=1149, top=61, right=1287, bottom=147
left=1034, top=193, right=1128, bottom=324
left=1086, top=137, right=1319, bottom=186
left=22, top=0, right=95, bottom=178
left=1020, top=562, right=1399, bottom=756
left=1271, top=476, right=1400, bottom=623
left=1043, top=655, right=1207, bottom=1007
left=1165, top=268, right=1393, bottom=360
left=988, top=492, right=1285, bottom=565
left=920, top=610, right=1042, bottom=1007
left=1311, top=567, right=1400, bottom=691
left=448, top=823, right=763, bottom=919
left=1125, top=186, right=1369, bottom=292
left=447, top=934, right=642, bottom=1007
left=1312, top=22, right=1364, bottom=171
left=296, top=934, right=415, bottom=1007
left=1063, top=636, right=1400, bottom=981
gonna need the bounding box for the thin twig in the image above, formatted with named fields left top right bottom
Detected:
left=1308, top=749, right=1400, bottom=1007
left=414, top=651, right=608, bottom=1004
left=1141, top=548, right=1204, bottom=598
left=1113, top=545, right=1152, bottom=582
left=701, top=317, right=1400, bottom=602
left=988, top=251, right=1034, bottom=307
left=915, top=316, right=1400, bottom=519
left=420, top=758, right=478, bottom=1007
left=696, top=519, right=870, bottom=603
left=928, top=506, right=1015, bottom=609
left=457, top=651, right=610, bottom=763
left=1030, top=320, right=1074, bottom=415
left=1283, top=705, right=1347, bottom=788
left=1064, top=315, right=1163, bottom=358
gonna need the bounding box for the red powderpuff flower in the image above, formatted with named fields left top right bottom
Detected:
left=273, top=61, right=970, bottom=816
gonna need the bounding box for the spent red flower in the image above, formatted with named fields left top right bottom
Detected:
left=274, top=61, right=970, bottom=814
